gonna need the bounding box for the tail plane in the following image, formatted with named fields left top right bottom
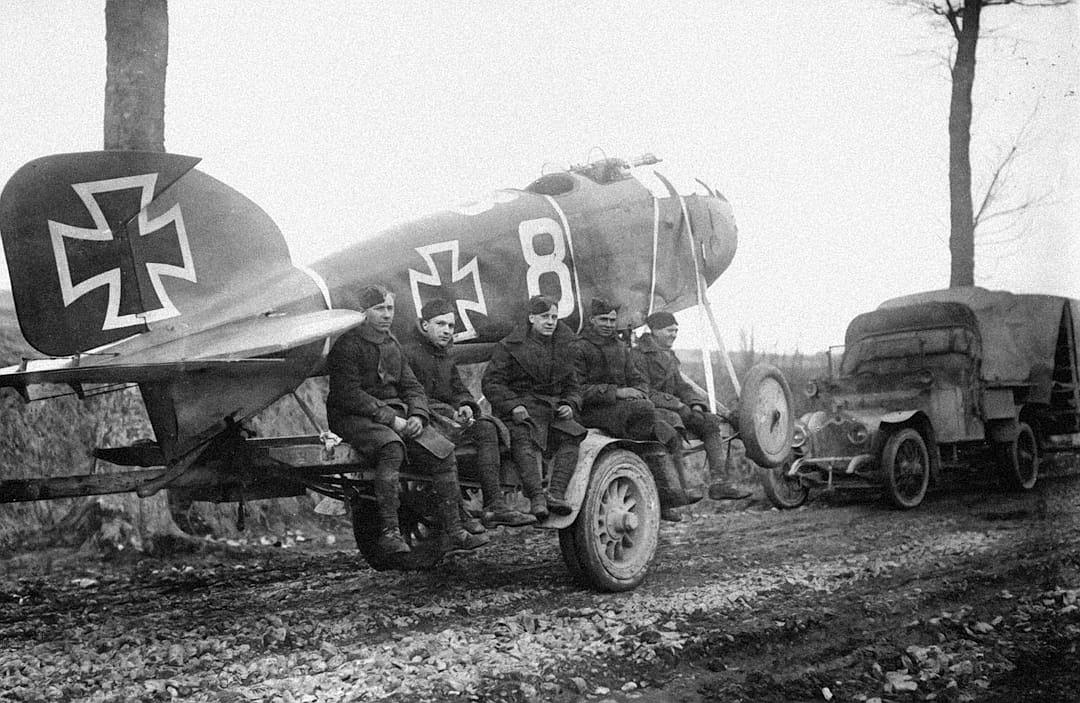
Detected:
left=0, top=151, right=357, bottom=461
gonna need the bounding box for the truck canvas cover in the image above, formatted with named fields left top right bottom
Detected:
left=877, top=287, right=1080, bottom=401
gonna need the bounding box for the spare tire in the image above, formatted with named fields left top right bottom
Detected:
left=737, top=363, right=795, bottom=468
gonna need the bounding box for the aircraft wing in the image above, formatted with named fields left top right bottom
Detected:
left=0, top=308, right=364, bottom=388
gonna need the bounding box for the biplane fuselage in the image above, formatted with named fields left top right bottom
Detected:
left=0, top=152, right=736, bottom=467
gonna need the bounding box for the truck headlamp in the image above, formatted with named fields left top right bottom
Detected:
left=792, top=423, right=808, bottom=448
left=847, top=423, right=869, bottom=446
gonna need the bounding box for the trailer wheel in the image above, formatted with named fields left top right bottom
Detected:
left=565, top=449, right=660, bottom=592
left=738, top=363, right=795, bottom=468
left=760, top=460, right=809, bottom=509
left=882, top=428, right=930, bottom=509
left=996, top=422, right=1038, bottom=491
left=351, top=483, right=446, bottom=571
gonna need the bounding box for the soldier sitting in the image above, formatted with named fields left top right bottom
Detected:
left=325, top=284, right=489, bottom=556
left=483, top=295, right=586, bottom=518
left=632, top=311, right=751, bottom=502
left=570, top=297, right=693, bottom=522
left=403, top=298, right=535, bottom=528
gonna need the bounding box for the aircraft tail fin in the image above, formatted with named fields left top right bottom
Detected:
left=0, top=151, right=303, bottom=357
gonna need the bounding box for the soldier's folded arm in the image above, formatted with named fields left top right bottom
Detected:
left=626, top=358, right=652, bottom=397
left=449, top=365, right=480, bottom=414
left=480, top=347, right=524, bottom=417
left=571, top=342, right=617, bottom=405
left=326, top=338, right=385, bottom=417
left=399, top=359, right=431, bottom=423
left=560, top=372, right=583, bottom=414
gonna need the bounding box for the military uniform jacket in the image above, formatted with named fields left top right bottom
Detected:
left=482, top=322, right=582, bottom=419
left=570, top=327, right=650, bottom=410
left=402, top=325, right=481, bottom=417
left=325, top=322, right=430, bottom=424
left=630, top=332, right=707, bottom=411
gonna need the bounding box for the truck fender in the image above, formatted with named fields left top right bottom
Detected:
left=541, top=431, right=654, bottom=529
left=879, top=410, right=921, bottom=425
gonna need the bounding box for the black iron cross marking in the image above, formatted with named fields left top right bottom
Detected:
left=49, top=174, right=196, bottom=331
left=408, top=241, right=487, bottom=341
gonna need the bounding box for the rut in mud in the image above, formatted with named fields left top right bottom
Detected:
left=2, top=470, right=1078, bottom=703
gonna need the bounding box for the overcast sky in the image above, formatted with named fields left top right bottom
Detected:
left=1, top=0, right=1076, bottom=355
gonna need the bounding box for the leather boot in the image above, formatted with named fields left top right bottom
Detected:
left=513, top=441, right=548, bottom=520
left=482, top=491, right=536, bottom=527
left=484, top=506, right=537, bottom=528
left=666, top=434, right=705, bottom=503
left=704, top=432, right=751, bottom=500
left=546, top=441, right=578, bottom=516
left=372, top=445, right=410, bottom=554
left=432, top=470, right=489, bottom=551
left=529, top=494, right=549, bottom=522
left=473, top=425, right=530, bottom=525
left=459, top=501, right=486, bottom=534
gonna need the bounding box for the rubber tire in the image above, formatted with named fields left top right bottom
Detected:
left=565, top=449, right=660, bottom=592
left=996, top=422, right=1038, bottom=491
left=760, top=460, right=809, bottom=509
left=351, top=483, right=446, bottom=571
left=558, top=528, right=588, bottom=586
left=882, top=428, right=930, bottom=510
left=738, top=363, right=795, bottom=468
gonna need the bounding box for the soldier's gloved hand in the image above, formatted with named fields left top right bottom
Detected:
left=511, top=405, right=530, bottom=424
left=556, top=404, right=574, bottom=420
left=690, top=403, right=710, bottom=414
left=404, top=416, right=424, bottom=438
left=390, top=416, right=409, bottom=435
left=455, top=405, right=475, bottom=424
left=615, top=387, right=646, bottom=400
left=372, top=406, right=397, bottom=426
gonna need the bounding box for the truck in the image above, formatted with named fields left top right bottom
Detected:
left=762, top=287, right=1080, bottom=510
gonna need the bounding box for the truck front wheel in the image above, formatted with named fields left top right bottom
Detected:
left=882, top=428, right=930, bottom=509
left=561, top=449, right=660, bottom=592
left=761, top=459, right=809, bottom=509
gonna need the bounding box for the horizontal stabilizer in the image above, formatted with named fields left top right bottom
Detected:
left=0, top=308, right=364, bottom=388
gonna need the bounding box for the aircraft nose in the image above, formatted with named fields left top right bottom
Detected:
left=697, top=191, right=738, bottom=285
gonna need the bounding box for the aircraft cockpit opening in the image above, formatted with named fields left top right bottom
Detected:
left=524, top=172, right=576, bottom=196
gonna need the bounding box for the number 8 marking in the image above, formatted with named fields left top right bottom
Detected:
left=518, top=217, right=575, bottom=318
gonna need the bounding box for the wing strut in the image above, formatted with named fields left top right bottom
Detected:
left=652, top=171, right=741, bottom=399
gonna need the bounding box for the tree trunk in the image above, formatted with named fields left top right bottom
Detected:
left=948, top=0, right=981, bottom=288
left=99, top=0, right=187, bottom=554
left=104, top=0, right=168, bottom=152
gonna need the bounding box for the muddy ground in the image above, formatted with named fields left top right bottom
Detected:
left=2, top=467, right=1079, bottom=703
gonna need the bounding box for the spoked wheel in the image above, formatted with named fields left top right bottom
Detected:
left=760, top=459, right=809, bottom=509
left=738, top=363, right=795, bottom=468
left=996, top=422, right=1038, bottom=491
left=882, top=428, right=930, bottom=509
left=564, top=449, right=660, bottom=592
left=351, top=482, right=446, bottom=571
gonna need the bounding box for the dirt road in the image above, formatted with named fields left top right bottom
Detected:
left=2, top=470, right=1078, bottom=703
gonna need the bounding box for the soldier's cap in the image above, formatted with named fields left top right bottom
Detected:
left=357, top=284, right=392, bottom=310
left=590, top=297, right=620, bottom=316
left=420, top=298, right=455, bottom=321
left=644, top=311, right=677, bottom=330
left=528, top=295, right=558, bottom=315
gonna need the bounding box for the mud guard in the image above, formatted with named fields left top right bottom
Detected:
left=539, top=431, right=655, bottom=529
